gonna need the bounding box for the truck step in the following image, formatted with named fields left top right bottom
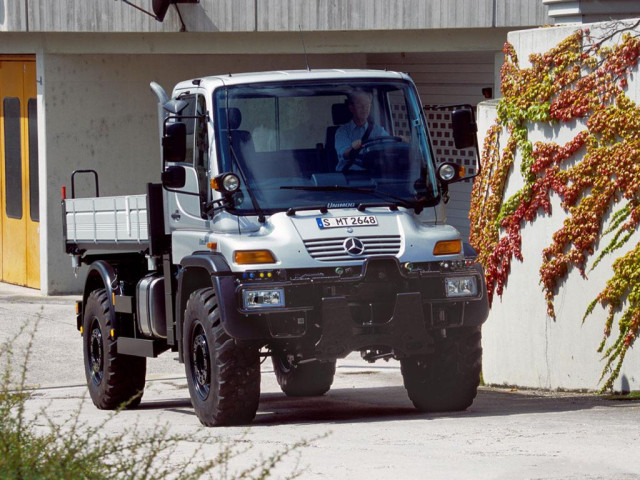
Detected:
left=117, top=337, right=168, bottom=358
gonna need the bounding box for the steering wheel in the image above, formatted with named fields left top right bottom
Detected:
left=349, top=136, right=406, bottom=170
left=359, top=136, right=404, bottom=152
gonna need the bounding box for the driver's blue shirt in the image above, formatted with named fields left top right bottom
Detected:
left=335, top=120, right=388, bottom=172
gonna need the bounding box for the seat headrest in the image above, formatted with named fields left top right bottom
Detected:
left=332, top=103, right=351, bottom=126
left=218, top=107, right=242, bottom=130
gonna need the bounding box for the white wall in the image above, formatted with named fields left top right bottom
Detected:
left=42, top=52, right=367, bottom=294
left=479, top=20, right=640, bottom=391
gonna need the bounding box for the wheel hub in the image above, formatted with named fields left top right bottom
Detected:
left=89, top=320, right=104, bottom=385
left=191, top=328, right=211, bottom=400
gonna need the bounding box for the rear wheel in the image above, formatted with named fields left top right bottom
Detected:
left=82, top=289, right=146, bottom=409
left=401, top=326, right=482, bottom=412
left=183, top=288, right=260, bottom=426
left=273, top=356, right=336, bottom=397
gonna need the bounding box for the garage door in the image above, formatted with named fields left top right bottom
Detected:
left=0, top=56, right=40, bottom=288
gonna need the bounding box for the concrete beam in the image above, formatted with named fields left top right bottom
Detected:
left=1, top=28, right=515, bottom=56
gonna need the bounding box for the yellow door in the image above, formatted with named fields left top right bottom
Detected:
left=0, top=56, right=40, bottom=289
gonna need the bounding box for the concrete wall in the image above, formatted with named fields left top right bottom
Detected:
left=479, top=21, right=640, bottom=391
left=5, top=0, right=549, bottom=33
left=0, top=0, right=27, bottom=31
left=41, top=52, right=367, bottom=294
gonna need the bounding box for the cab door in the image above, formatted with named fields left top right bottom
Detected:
left=0, top=56, right=39, bottom=288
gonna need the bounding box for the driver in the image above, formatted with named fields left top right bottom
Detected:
left=335, top=89, right=388, bottom=172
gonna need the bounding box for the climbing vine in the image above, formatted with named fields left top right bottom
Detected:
left=469, top=22, right=640, bottom=390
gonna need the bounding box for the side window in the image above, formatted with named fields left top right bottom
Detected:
left=387, top=90, right=411, bottom=142
left=278, top=96, right=340, bottom=150
left=195, top=95, right=209, bottom=170
left=194, top=95, right=210, bottom=200
left=230, top=97, right=276, bottom=153
left=179, top=95, right=197, bottom=165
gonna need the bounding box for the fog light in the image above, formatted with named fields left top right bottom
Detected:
left=242, top=288, right=285, bottom=309
left=445, top=276, right=478, bottom=297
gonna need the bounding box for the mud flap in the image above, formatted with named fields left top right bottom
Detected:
left=315, top=292, right=434, bottom=360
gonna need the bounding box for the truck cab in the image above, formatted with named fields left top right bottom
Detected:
left=65, top=69, right=488, bottom=426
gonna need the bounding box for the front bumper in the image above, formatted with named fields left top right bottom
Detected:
left=217, top=256, right=489, bottom=358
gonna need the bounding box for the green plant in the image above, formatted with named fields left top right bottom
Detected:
left=0, top=323, right=314, bottom=479
left=469, top=22, right=640, bottom=391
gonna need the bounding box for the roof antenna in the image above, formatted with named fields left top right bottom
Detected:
left=299, top=25, right=310, bottom=71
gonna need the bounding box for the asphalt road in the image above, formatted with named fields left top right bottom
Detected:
left=1, top=283, right=639, bottom=479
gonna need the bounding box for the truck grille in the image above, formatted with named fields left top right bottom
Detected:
left=304, top=235, right=402, bottom=262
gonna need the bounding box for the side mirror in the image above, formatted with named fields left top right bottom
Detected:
left=161, top=165, right=186, bottom=189
left=451, top=108, right=477, bottom=150
left=163, top=122, right=186, bottom=164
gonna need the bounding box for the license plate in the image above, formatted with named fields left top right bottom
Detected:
left=316, top=216, right=378, bottom=229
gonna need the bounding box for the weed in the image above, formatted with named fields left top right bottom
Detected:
left=0, top=321, right=314, bottom=479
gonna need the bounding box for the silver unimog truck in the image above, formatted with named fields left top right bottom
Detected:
left=63, top=69, right=489, bottom=426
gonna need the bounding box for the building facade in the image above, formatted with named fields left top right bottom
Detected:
left=0, top=0, right=552, bottom=293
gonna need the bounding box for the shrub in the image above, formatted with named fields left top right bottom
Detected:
left=0, top=323, right=311, bottom=479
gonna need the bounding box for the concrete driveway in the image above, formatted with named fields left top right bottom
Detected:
left=1, top=283, right=639, bottom=479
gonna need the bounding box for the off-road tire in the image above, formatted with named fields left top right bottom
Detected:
left=183, top=288, right=260, bottom=426
left=83, top=289, right=146, bottom=409
left=272, top=356, right=336, bottom=397
left=401, top=326, right=482, bottom=412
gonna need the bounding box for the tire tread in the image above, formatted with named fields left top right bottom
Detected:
left=401, top=326, right=482, bottom=412
left=184, top=288, right=260, bottom=426
left=84, top=289, right=146, bottom=410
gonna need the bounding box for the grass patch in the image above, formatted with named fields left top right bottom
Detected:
left=605, top=391, right=640, bottom=402
left=0, top=321, right=315, bottom=479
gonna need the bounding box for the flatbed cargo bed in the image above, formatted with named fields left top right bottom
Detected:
left=63, top=194, right=150, bottom=253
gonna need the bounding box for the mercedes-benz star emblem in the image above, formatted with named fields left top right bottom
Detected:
left=343, top=237, right=365, bottom=256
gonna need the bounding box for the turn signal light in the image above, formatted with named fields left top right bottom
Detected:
left=433, top=240, right=462, bottom=256
left=234, top=250, right=276, bottom=265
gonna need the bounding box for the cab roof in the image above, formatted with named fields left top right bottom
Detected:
left=173, top=69, right=410, bottom=93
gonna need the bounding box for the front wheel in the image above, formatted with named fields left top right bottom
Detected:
left=401, top=326, right=482, bottom=412
left=272, top=356, right=336, bottom=397
left=183, top=288, right=260, bottom=426
left=82, top=289, right=146, bottom=409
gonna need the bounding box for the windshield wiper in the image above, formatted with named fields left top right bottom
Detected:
left=280, top=185, right=425, bottom=213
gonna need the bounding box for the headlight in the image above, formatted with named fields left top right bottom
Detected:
left=445, top=276, right=478, bottom=297
left=211, top=173, right=240, bottom=194
left=242, top=288, right=285, bottom=309
left=437, top=163, right=465, bottom=183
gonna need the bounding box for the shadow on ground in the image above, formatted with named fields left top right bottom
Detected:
left=135, top=384, right=620, bottom=427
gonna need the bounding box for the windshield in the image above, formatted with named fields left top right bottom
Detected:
left=214, top=79, right=439, bottom=214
